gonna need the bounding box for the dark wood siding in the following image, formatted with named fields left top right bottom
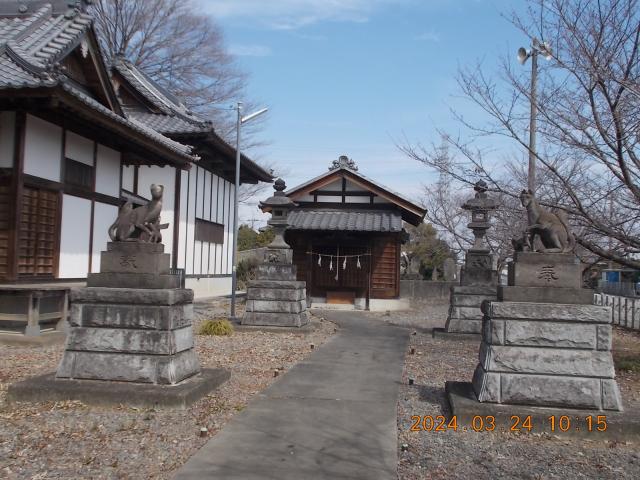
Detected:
left=371, top=235, right=399, bottom=299
left=195, top=218, right=224, bottom=244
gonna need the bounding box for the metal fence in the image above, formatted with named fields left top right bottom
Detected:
left=169, top=268, right=186, bottom=288
left=593, top=293, right=640, bottom=331
left=596, top=280, right=638, bottom=297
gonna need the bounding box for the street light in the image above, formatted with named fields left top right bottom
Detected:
left=518, top=38, right=552, bottom=194
left=230, top=102, right=268, bottom=320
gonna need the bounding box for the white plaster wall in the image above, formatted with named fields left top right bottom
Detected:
left=65, top=131, right=94, bottom=166
left=177, top=169, right=189, bottom=269
left=209, top=174, right=220, bottom=275
left=23, top=114, right=62, bottom=182
left=345, top=180, right=364, bottom=191
left=121, top=164, right=135, bottom=192
left=59, top=194, right=92, bottom=278
left=373, top=196, right=391, bottom=204
left=318, top=195, right=342, bottom=203
left=137, top=165, right=176, bottom=262
left=196, top=166, right=205, bottom=219
left=215, top=178, right=226, bottom=275
left=185, top=168, right=196, bottom=274
left=92, top=202, right=118, bottom=272
left=345, top=196, right=369, bottom=204
left=95, top=144, right=121, bottom=198
left=185, top=276, right=232, bottom=299
left=0, top=111, right=15, bottom=168
left=227, top=180, right=235, bottom=275
left=222, top=180, right=230, bottom=275
left=296, top=194, right=314, bottom=202
left=324, top=179, right=341, bottom=190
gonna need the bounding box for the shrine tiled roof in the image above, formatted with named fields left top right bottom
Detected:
left=287, top=210, right=403, bottom=232
left=0, top=2, right=197, bottom=165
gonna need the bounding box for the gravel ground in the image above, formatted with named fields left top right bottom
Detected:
left=369, top=302, right=450, bottom=331
left=0, top=300, right=335, bottom=479
left=396, top=304, right=640, bottom=480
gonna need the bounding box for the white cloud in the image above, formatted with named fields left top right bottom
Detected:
left=228, top=44, right=273, bottom=56
left=415, top=29, right=441, bottom=42
left=199, top=0, right=412, bottom=29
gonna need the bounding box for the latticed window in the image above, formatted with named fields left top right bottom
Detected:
left=0, top=182, right=10, bottom=277
left=18, top=187, right=58, bottom=277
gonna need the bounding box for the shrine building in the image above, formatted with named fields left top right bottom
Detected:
left=283, top=156, right=426, bottom=310
left=0, top=0, right=272, bottom=338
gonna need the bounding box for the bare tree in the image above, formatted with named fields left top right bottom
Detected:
left=401, top=0, right=640, bottom=269
left=92, top=0, right=266, bottom=148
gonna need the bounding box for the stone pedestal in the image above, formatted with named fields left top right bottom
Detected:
left=470, top=252, right=623, bottom=411
left=56, top=287, right=200, bottom=384
left=56, top=243, right=200, bottom=385
left=87, top=242, right=180, bottom=289
left=242, top=257, right=309, bottom=328
left=444, top=249, right=497, bottom=335
left=444, top=285, right=497, bottom=334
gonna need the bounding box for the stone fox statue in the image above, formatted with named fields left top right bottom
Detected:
left=519, top=189, right=575, bottom=253
left=109, top=184, right=166, bottom=243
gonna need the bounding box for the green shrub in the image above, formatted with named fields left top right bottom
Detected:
left=237, top=257, right=260, bottom=290
left=616, top=356, right=640, bottom=372
left=198, top=319, right=234, bottom=336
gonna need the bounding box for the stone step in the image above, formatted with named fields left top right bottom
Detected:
left=56, top=349, right=200, bottom=385
left=70, top=303, right=193, bottom=330
left=65, top=326, right=194, bottom=355
left=451, top=294, right=496, bottom=307
left=246, top=288, right=306, bottom=302
left=242, top=311, right=309, bottom=328
left=483, top=318, right=611, bottom=350
left=473, top=364, right=622, bottom=410
left=483, top=301, right=611, bottom=324
left=444, top=317, right=482, bottom=334
left=245, top=299, right=306, bottom=314
left=86, top=273, right=181, bottom=289
left=478, top=342, right=615, bottom=377
left=498, top=286, right=594, bottom=305
left=70, top=287, right=193, bottom=306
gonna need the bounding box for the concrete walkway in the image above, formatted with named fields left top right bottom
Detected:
left=174, top=311, right=410, bottom=480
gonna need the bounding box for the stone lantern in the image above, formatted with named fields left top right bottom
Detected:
left=259, top=178, right=297, bottom=262
left=461, top=180, right=498, bottom=253
left=440, top=179, right=499, bottom=337
left=242, top=179, right=309, bottom=327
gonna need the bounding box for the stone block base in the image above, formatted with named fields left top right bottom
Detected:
left=242, top=311, right=309, bottom=328
left=87, top=272, right=180, bottom=289
left=472, top=301, right=623, bottom=411
left=242, top=275, right=309, bottom=327
left=472, top=364, right=622, bottom=410
left=444, top=285, right=497, bottom=334
left=58, top=286, right=200, bottom=385
left=8, top=368, right=230, bottom=409
left=446, top=381, right=638, bottom=440
left=431, top=328, right=481, bottom=342
left=499, top=285, right=594, bottom=305
left=57, top=348, right=200, bottom=384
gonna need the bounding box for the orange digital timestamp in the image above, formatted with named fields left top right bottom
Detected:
left=409, top=415, right=608, bottom=433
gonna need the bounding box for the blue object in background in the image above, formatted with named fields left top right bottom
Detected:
left=606, top=271, right=620, bottom=283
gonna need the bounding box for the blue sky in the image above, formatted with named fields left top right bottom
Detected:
left=198, top=0, right=528, bottom=222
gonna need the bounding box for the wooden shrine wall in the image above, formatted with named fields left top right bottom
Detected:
left=288, top=231, right=400, bottom=300
left=371, top=234, right=400, bottom=299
